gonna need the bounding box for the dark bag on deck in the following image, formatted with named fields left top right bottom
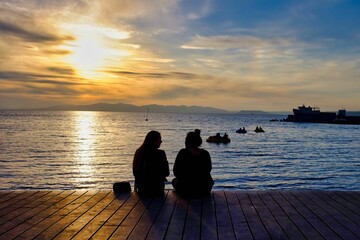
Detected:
left=113, top=181, right=131, bottom=193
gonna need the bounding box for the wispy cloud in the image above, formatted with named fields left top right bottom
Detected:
left=106, top=70, right=199, bottom=80
left=181, top=35, right=301, bottom=50
left=0, top=20, right=73, bottom=43
left=47, top=66, right=76, bottom=75
left=0, top=71, right=89, bottom=85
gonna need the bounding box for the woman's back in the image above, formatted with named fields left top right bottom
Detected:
left=172, top=129, right=214, bottom=196
left=141, top=148, right=169, bottom=182
left=174, top=148, right=212, bottom=183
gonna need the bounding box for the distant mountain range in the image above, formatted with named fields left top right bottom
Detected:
left=34, top=102, right=273, bottom=114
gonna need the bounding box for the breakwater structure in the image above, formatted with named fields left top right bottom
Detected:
left=285, top=105, right=360, bottom=124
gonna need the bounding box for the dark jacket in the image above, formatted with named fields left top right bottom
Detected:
left=133, top=148, right=169, bottom=194
left=173, top=148, right=214, bottom=196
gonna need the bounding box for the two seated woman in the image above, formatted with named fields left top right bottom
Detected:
left=132, top=129, right=213, bottom=197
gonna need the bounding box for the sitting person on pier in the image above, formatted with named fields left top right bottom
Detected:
left=172, top=129, right=214, bottom=197
left=133, top=131, right=170, bottom=196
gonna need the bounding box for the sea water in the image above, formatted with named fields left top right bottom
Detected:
left=0, top=110, right=359, bottom=190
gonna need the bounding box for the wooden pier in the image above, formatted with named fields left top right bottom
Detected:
left=0, top=190, right=359, bottom=239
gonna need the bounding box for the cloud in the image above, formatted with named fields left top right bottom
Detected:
left=185, top=0, right=212, bottom=20
left=131, top=57, right=174, bottom=63
left=181, top=35, right=299, bottom=50
left=196, top=59, right=220, bottom=68
left=47, top=67, right=76, bottom=75
left=0, top=4, right=75, bottom=45
left=0, top=71, right=90, bottom=86
left=104, top=68, right=288, bottom=100
left=0, top=94, right=59, bottom=109
left=150, top=85, right=199, bottom=99
left=105, top=70, right=202, bottom=80
left=43, top=49, right=71, bottom=55
left=0, top=19, right=73, bottom=43
left=96, top=0, right=180, bottom=20
left=24, top=84, right=82, bottom=96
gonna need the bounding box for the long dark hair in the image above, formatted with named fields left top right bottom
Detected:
left=133, top=131, right=161, bottom=176
left=140, top=130, right=161, bottom=150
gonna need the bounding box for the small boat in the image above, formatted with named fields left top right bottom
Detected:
left=206, top=133, right=230, bottom=143
left=254, top=126, right=264, bottom=133
left=236, top=127, right=247, bottom=134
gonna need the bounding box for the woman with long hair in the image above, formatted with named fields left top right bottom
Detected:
left=172, top=129, right=214, bottom=197
left=133, top=131, right=169, bottom=195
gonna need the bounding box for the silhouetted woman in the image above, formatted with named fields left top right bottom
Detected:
left=133, top=131, right=169, bottom=196
left=172, top=129, right=214, bottom=197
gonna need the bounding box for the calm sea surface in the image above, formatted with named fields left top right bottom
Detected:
left=0, top=111, right=359, bottom=191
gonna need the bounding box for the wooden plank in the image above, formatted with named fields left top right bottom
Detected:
left=0, top=191, right=17, bottom=203
left=309, top=191, right=360, bottom=238
left=213, top=191, right=236, bottom=240
left=127, top=192, right=168, bottom=240
left=164, top=194, right=189, bottom=240
left=248, top=191, right=288, bottom=239
left=53, top=190, right=116, bottom=239
left=71, top=191, right=132, bottom=240
left=324, top=191, right=360, bottom=220
left=346, top=191, right=360, bottom=201
left=236, top=191, right=270, bottom=240
left=0, top=191, right=52, bottom=223
left=339, top=191, right=360, bottom=213
left=13, top=191, right=86, bottom=240
left=0, top=191, right=70, bottom=238
left=0, top=191, right=12, bottom=197
left=182, top=197, right=202, bottom=240
left=268, top=191, right=322, bottom=240
left=147, top=191, right=178, bottom=240
left=109, top=193, right=153, bottom=240
left=224, top=191, right=252, bottom=240
left=281, top=191, right=340, bottom=239
left=0, top=191, right=38, bottom=212
left=90, top=191, right=140, bottom=240
left=33, top=190, right=105, bottom=240
left=293, top=191, right=357, bottom=239
left=200, top=193, right=217, bottom=240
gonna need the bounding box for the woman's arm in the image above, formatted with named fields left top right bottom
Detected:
left=133, top=149, right=142, bottom=177
left=160, top=150, right=170, bottom=177
left=203, top=150, right=212, bottom=173
left=173, top=149, right=186, bottom=177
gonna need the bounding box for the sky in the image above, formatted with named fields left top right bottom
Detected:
left=0, top=0, right=360, bottom=111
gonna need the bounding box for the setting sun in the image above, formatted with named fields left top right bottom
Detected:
left=61, top=24, right=131, bottom=79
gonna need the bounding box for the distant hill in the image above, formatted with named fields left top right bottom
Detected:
left=38, top=102, right=231, bottom=114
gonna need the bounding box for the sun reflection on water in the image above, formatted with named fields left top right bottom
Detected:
left=74, top=111, right=97, bottom=184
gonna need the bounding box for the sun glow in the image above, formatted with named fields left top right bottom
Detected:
left=62, top=24, right=131, bottom=78
left=74, top=111, right=97, bottom=181
left=72, top=34, right=106, bottom=77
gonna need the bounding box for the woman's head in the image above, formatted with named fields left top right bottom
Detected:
left=142, top=130, right=162, bottom=149
left=185, top=129, right=202, bottom=148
